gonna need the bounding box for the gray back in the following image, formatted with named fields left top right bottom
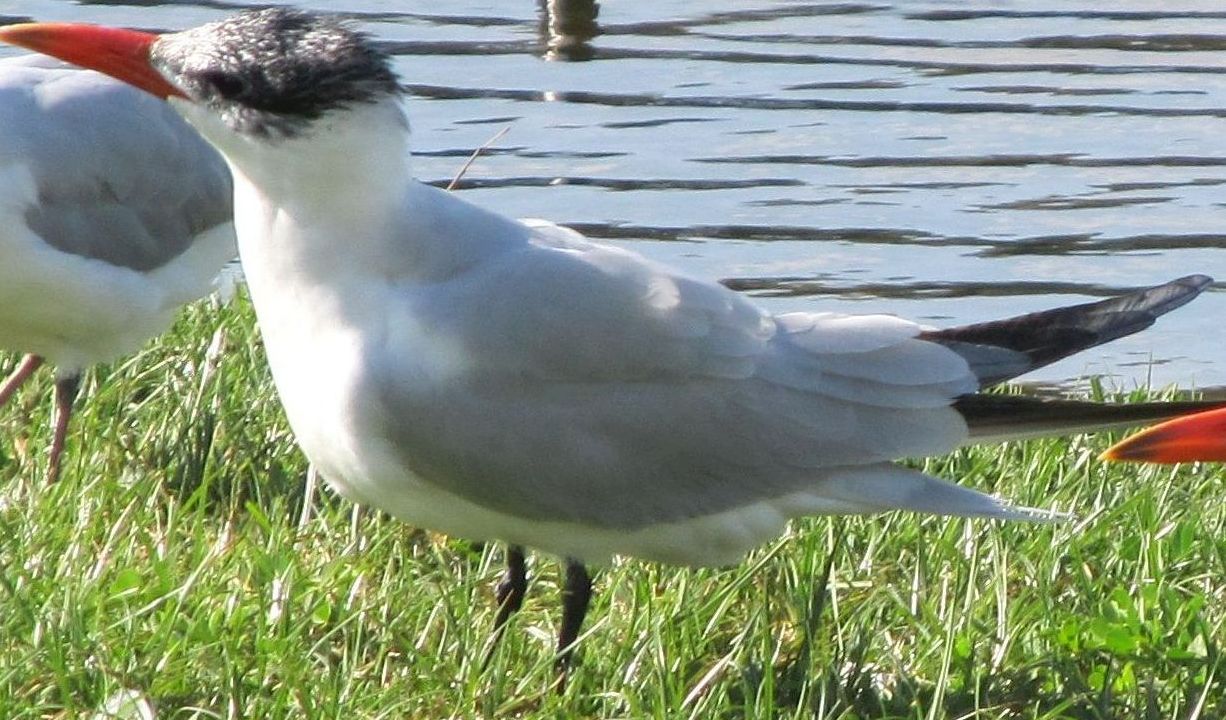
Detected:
left=0, top=55, right=231, bottom=272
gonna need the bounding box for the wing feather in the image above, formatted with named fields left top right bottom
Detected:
left=0, top=56, right=232, bottom=272
left=368, top=217, right=979, bottom=530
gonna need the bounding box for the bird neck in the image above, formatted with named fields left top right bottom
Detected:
left=216, top=100, right=412, bottom=278
left=229, top=100, right=412, bottom=222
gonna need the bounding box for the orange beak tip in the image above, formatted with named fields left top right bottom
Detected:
left=1099, top=443, right=1151, bottom=464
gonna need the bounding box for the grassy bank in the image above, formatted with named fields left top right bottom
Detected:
left=0, top=294, right=1222, bottom=718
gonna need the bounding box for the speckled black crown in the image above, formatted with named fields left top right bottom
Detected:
left=154, top=8, right=401, bottom=138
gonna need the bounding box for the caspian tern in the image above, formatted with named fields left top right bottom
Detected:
left=1103, top=406, right=1226, bottom=463
left=3, top=8, right=1218, bottom=675
left=0, top=53, right=234, bottom=482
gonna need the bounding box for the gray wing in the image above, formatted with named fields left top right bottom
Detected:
left=0, top=55, right=231, bottom=272
left=366, top=202, right=1209, bottom=532
left=367, top=216, right=978, bottom=529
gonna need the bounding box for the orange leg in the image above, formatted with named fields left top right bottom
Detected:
left=0, top=354, right=44, bottom=408
left=46, top=373, right=81, bottom=483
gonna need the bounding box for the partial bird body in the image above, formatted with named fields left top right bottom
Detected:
left=0, top=53, right=234, bottom=479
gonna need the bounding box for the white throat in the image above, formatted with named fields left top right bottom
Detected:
left=177, top=98, right=409, bottom=221
left=172, top=98, right=412, bottom=280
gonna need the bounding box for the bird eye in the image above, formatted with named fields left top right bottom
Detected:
left=199, top=70, right=248, bottom=100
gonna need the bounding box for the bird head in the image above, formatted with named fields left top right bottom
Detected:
left=1, top=9, right=409, bottom=194
left=0, top=9, right=404, bottom=150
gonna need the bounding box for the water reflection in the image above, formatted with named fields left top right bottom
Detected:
left=537, top=0, right=600, bottom=61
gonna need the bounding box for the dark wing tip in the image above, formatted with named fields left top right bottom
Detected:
left=922, top=275, right=1214, bottom=388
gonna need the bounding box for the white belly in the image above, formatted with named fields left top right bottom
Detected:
left=229, top=182, right=800, bottom=569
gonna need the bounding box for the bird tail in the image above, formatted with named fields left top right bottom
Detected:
left=954, top=394, right=1226, bottom=444
left=810, top=397, right=1226, bottom=524
left=812, top=274, right=1216, bottom=523
left=805, top=465, right=1068, bottom=521
left=921, top=275, right=1213, bottom=387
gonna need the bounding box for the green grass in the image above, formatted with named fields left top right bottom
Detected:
left=0, top=293, right=1223, bottom=719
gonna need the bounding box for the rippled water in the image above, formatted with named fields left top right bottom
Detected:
left=5, top=0, right=1224, bottom=392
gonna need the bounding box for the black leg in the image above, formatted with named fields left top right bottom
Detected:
left=494, top=546, right=528, bottom=630
left=482, top=545, right=527, bottom=669
left=47, top=373, right=81, bottom=484
left=554, top=559, right=592, bottom=690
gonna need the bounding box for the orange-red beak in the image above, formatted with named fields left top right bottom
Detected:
left=1101, top=406, right=1226, bottom=463
left=0, top=22, right=184, bottom=99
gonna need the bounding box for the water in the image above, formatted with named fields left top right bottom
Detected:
left=5, top=0, right=1224, bottom=394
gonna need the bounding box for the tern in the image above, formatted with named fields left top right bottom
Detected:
left=4, top=8, right=1218, bottom=675
left=1103, top=406, right=1226, bottom=463
left=0, top=53, right=234, bottom=482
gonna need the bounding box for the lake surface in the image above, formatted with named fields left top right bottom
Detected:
left=5, top=0, right=1224, bottom=394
